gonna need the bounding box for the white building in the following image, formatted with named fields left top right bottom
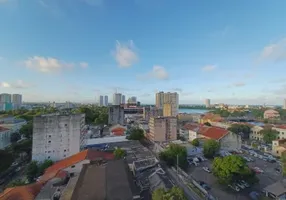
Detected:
left=104, top=95, right=108, bottom=106
left=272, top=126, right=286, bottom=140
left=121, top=95, right=126, bottom=104
left=32, top=113, right=85, bottom=162
left=108, top=105, right=124, bottom=125
left=0, top=127, right=12, bottom=149
left=205, top=99, right=211, bottom=108
left=12, top=94, right=22, bottom=110
left=113, top=93, right=122, bottom=105
left=250, top=126, right=264, bottom=141
left=99, top=95, right=104, bottom=106
left=128, top=96, right=137, bottom=104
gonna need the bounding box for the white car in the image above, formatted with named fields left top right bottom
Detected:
left=235, top=182, right=245, bottom=189
left=203, top=167, right=211, bottom=173
left=228, top=184, right=240, bottom=192
left=240, top=180, right=250, bottom=188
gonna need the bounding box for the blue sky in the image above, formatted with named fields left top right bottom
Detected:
left=1, top=0, right=286, bottom=105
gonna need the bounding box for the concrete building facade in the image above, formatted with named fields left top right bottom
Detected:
left=113, top=93, right=122, bottom=105
left=32, top=113, right=85, bottom=162
left=205, top=99, right=211, bottom=108
left=148, top=117, right=177, bottom=142
left=163, top=103, right=172, bottom=117
left=143, top=107, right=163, bottom=122
left=121, top=95, right=126, bottom=104
left=0, top=127, right=12, bottom=149
left=108, top=105, right=124, bottom=125
left=99, top=95, right=104, bottom=106
left=128, top=96, right=137, bottom=104
left=12, top=94, right=22, bottom=110
left=104, top=95, right=108, bottom=106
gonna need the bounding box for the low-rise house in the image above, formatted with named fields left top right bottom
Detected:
left=264, top=179, right=286, bottom=199
left=272, top=125, right=286, bottom=140
left=272, top=139, right=286, bottom=157
left=184, top=123, right=241, bottom=150
left=250, top=126, right=264, bottom=141
left=264, top=109, right=280, bottom=119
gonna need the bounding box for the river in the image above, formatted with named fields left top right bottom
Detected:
left=179, top=108, right=209, bottom=114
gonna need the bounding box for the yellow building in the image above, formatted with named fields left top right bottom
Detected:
left=163, top=103, right=172, bottom=117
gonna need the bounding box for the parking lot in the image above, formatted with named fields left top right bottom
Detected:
left=187, top=150, right=283, bottom=200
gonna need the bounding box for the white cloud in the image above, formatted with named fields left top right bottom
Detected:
left=114, top=40, right=138, bottom=68
left=24, top=56, right=74, bottom=73
left=202, top=65, right=216, bottom=72
left=79, top=62, right=89, bottom=69
left=0, top=82, right=11, bottom=88
left=149, top=65, right=169, bottom=80
left=259, top=38, right=286, bottom=62
left=0, top=80, right=31, bottom=89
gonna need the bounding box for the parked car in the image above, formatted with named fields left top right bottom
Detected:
left=193, top=161, right=199, bottom=166
left=240, top=180, right=250, bottom=188
left=236, top=182, right=245, bottom=189
left=203, top=167, right=211, bottom=173
left=199, top=181, right=211, bottom=190
left=228, top=184, right=240, bottom=192
left=252, top=167, right=264, bottom=174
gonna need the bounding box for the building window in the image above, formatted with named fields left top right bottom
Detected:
left=48, top=156, right=50, bottom=159
left=48, top=135, right=51, bottom=138
left=65, top=124, right=68, bottom=127
left=63, top=155, right=66, bottom=157
left=71, top=165, right=75, bottom=168
left=48, top=151, right=51, bottom=153
left=48, top=141, right=51, bottom=143
left=64, top=149, right=66, bottom=152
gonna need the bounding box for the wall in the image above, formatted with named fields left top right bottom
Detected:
left=188, top=130, right=197, bottom=141
left=220, top=132, right=242, bottom=150
left=0, top=130, right=12, bottom=149
left=272, top=127, right=286, bottom=140
left=250, top=126, right=264, bottom=141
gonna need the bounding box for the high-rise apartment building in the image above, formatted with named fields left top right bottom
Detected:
left=0, top=93, right=12, bottom=111
left=155, top=92, right=165, bottom=108
left=127, top=96, right=137, bottom=104
left=12, top=94, right=22, bottom=110
left=143, top=106, right=163, bottom=121
left=113, top=93, right=122, bottom=105
left=148, top=117, right=177, bottom=142
left=108, top=105, right=124, bottom=125
left=104, top=95, right=108, bottom=106
left=163, top=103, right=172, bottom=117
left=205, top=99, right=211, bottom=108
left=32, top=113, right=85, bottom=162
left=156, top=92, right=179, bottom=117
left=99, top=95, right=104, bottom=106
left=121, top=95, right=126, bottom=104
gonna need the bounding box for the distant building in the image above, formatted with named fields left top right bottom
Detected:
left=127, top=96, right=137, bottom=104
left=148, top=117, right=177, bottom=142
left=155, top=91, right=165, bottom=109
left=12, top=94, right=22, bottom=110
left=163, top=92, right=179, bottom=116
left=108, top=105, right=124, bottom=125
left=163, top=103, right=172, bottom=117
left=272, top=139, right=286, bottom=157
left=264, top=109, right=280, bottom=119
left=99, top=95, right=104, bottom=106
left=250, top=126, right=264, bottom=141
left=121, top=95, right=126, bottom=104
left=143, top=106, right=163, bottom=121
left=32, top=113, right=85, bottom=162
left=0, top=93, right=12, bottom=111
left=272, top=125, right=286, bottom=140
left=113, top=93, right=122, bottom=105
left=205, top=99, right=211, bottom=108
left=104, top=95, right=108, bottom=106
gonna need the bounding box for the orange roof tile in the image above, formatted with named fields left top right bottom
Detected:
left=199, top=126, right=229, bottom=140
left=183, top=123, right=201, bottom=131
left=0, top=182, right=44, bottom=200
left=0, top=126, right=10, bottom=132
left=275, top=125, right=286, bottom=129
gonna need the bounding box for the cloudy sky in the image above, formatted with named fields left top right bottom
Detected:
left=0, top=0, right=286, bottom=105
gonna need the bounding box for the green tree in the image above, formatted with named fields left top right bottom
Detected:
left=127, top=128, right=145, bottom=140
left=114, top=148, right=126, bottom=159
left=212, top=155, right=258, bottom=185
left=6, top=179, right=26, bottom=188
left=0, top=150, right=14, bottom=173
left=152, top=187, right=187, bottom=200
left=281, top=151, right=286, bottom=176
left=19, top=122, right=33, bottom=139
left=203, top=139, right=220, bottom=158
left=38, top=160, right=54, bottom=175
left=10, top=132, right=21, bottom=143
left=159, top=144, right=188, bottom=170
left=191, top=138, right=200, bottom=147
left=12, top=139, right=32, bottom=159
left=76, top=106, right=108, bottom=125
left=26, top=161, right=39, bottom=182
left=228, top=124, right=251, bottom=139
left=204, top=122, right=212, bottom=126
left=260, top=128, right=279, bottom=144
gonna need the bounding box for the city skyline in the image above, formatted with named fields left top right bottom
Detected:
left=1, top=1, right=286, bottom=104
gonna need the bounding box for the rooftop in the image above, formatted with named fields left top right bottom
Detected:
left=200, top=126, right=229, bottom=140
left=0, top=126, right=10, bottom=132
left=71, top=160, right=138, bottom=200
left=275, top=125, right=286, bottom=129
left=264, top=179, right=286, bottom=197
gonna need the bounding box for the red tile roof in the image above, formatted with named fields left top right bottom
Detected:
left=275, top=125, right=286, bottom=129
left=183, top=123, right=201, bottom=131
left=0, top=150, right=115, bottom=200
left=111, top=127, right=126, bottom=136
left=0, top=126, right=10, bottom=132
left=199, top=126, right=229, bottom=140
left=202, top=113, right=223, bottom=122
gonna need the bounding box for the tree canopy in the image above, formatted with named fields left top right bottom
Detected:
left=38, top=159, right=54, bottom=175
left=281, top=151, right=286, bottom=176
left=0, top=150, right=14, bottom=173
left=203, top=139, right=220, bottom=158
left=114, top=148, right=126, bottom=159
left=152, top=187, right=187, bottom=200
left=76, top=106, right=108, bottom=125
left=191, top=138, right=200, bottom=147
left=126, top=128, right=145, bottom=140
left=10, top=132, right=21, bottom=143
left=159, top=144, right=188, bottom=170
left=260, top=128, right=279, bottom=144
left=19, top=122, right=33, bottom=139
left=228, top=124, right=251, bottom=139
left=212, top=155, right=258, bottom=185
left=6, top=179, right=26, bottom=188
left=26, top=161, right=39, bottom=182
